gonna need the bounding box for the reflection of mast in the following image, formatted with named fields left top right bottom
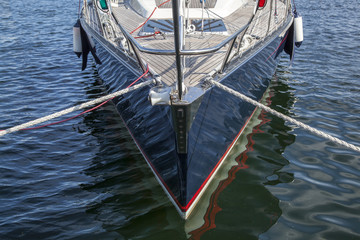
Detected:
left=186, top=73, right=296, bottom=239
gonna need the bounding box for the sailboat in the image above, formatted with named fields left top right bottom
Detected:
left=73, top=0, right=302, bottom=219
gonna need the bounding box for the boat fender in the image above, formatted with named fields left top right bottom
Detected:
left=73, top=19, right=82, bottom=58
left=294, top=11, right=303, bottom=47
left=148, top=87, right=171, bottom=106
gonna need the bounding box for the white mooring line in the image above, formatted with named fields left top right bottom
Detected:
left=0, top=79, right=155, bottom=137
left=208, top=80, right=360, bottom=153
left=0, top=79, right=359, bottom=153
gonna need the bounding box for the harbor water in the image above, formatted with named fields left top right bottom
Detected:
left=0, top=0, right=359, bottom=239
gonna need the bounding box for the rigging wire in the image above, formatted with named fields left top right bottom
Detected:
left=292, top=0, right=297, bottom=13
left=78, top=0, right=81, bottom=18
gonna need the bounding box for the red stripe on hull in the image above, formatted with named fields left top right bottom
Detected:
left=120, top=103, right=259, bottom=215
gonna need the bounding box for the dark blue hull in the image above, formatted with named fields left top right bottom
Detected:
left=85, top=17, right=293, bottom=218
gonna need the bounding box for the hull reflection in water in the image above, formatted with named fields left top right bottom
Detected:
left=186, top=75, right=296, bottom=239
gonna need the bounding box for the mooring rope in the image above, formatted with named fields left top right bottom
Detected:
left=0, top=79, right=155, bottom=137
left=208, top=79, right=360, bottom=153
left=2, top=76, right=358, bottom=154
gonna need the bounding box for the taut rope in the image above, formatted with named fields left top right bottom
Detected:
left=0, top=79, right=155, bottom=137
left=208, top=79, right=360, bottom=153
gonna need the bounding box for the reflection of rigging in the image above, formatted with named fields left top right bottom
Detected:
left=186, top=71, right=297, bottom=239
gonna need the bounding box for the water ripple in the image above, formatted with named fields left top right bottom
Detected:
left=1, top=0, right=359, bottom=239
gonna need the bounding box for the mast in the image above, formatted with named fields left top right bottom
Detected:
left=171, top=0, right=184, bottom=100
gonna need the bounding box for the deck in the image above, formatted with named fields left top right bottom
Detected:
left=106, top=0, right=287, bottom=87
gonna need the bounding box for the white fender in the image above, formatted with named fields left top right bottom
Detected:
left=294, top=14, right=303, bottom=44
left=73, top=20, right=82, bottom=57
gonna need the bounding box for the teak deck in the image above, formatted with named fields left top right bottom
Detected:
left=109, top=0, right=286, bottom=87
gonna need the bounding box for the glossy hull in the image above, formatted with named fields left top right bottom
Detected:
left=83, top=17, right=293, bottom=218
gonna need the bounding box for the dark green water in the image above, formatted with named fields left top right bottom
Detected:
left=0, top=0, right=359, bottom=239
